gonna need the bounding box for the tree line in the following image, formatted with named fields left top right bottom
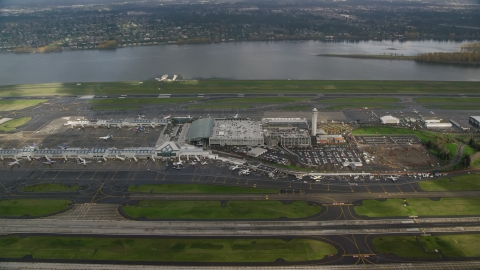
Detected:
left=415, top=52, right=480, bottom=64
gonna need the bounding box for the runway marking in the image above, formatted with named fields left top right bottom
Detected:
left=309, top=183, right=312, bottom=190
left=162, top=174, right=166, bottom=181
left=38, top=225, right=57, bottom=228
left=379, top=184, right=387, bottom=193
left=265, top=195, right=269, bottom=200
left=409, top=182, right=418, bottom=193
left=90, top=171, right=98, bottom=180
left=327, top=184, right=330, bottom=191
left=213, top=177, right=216, bottom=183
left=17, top=171, right=28, bottom=180
left=236, top=179, right=240, bottom=184
left=70, top=225, right=89, bottom=228
left=90, top=184, right=104, bottom=204
left=37, top=171, right=47, bottom=179
left=245, top=180, right=248, bottom=185
left=394, top=184, right=403, bottom=193
left=111, top=171, right=117, bottom=180
left=76, top=171, right=84, bottom=180
left=7, top=225, right=25, bottom=227
left=52, top=171, right=61, bottom=179
left=131, top=171, right=137, bottom=180
left=155, top=172, right=160, bottom=180
left=364, top=185, right=371, bottom=193
left=349, top=185, right=354, bottom=192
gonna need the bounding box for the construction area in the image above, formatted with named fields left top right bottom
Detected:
left=358, top=145, right=438, bottom=169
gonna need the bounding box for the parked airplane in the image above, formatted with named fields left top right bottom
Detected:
left=386, top=176, right=399, bottom=182
left=43, top=156, right=57, bottom=165
left=229, top=165, right=240, bottom=171
left=99, top=135, right=113, bottom=140
left=59, top=142, right=68, bottom=150
left=173, top=159, right=183, bottom=166
left=115, top=155, right=125, bottom=161
left=163, top=114, right=171, bottom=120
left=77, top=156, right=91, bottom=166
left=135, top=126, right=144, bottom=133
left=233, top=114, right=239, bottom=119
left=201, top=161, right=208, bottom=165
left=190, top=161, right=197, bottom=165
left=7, top=158, right=20, bottom=166
left=239, top=169, right=251, bottom=175
left=27, top=142, right=37, bottom=149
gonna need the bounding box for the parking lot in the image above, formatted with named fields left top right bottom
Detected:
left=356, top=135, right=421, bottom=145
left=295, top=146, right=363, bottom=167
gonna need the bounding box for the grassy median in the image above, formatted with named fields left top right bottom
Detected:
left=21, top=183, right=79, bottom=192
left=0, top=117, right=31, bottom=132
left=352, top=126, right=440, bottom=143
left=354, top=198, right=480, bottom=217
left=128, top=184, right=278, bottom=194
left=0, top=199, right=71, bottom=217
left=419, top=174, right=480, bottom=191
left=373, top=235, right=480, bottom=258
left=0, top=236, right=337, bottom=262
left=122, top=200, right=321, bottom=219
left=0, top=99, right=46, bottom=111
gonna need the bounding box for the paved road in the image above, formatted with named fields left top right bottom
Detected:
left=2, top=218, right=480, bottom=236
left=2, top=261, right=480, bottom=270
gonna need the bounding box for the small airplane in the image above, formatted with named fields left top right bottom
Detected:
left=201, top=161, right=208, bottom=165
left=99, top=135, right=113, bottom=140
left=233, top=114, right=239, bottom=119
left=77, top=156, right=91, bottom=166
left=229, top=165, right=240, bottom=171
left=430, top=111, right=435, bottom=115
left=239, top=169, right=251, bottom=175
left=386, top=176, right=399, bottom=182
left=43, top=155, right=57, bottom=165
left=135, top=126, right=144, bottom=133
left=173, top=160, right=183, bottom=166
left=115, top=155, right=125, bottom=161
left=27, top=142, right=37, bottom=149
left=163, top=114, right=171, bottom=120
left=189, top=161, right=197, bottom=165
left=59, top=142, right=68, bottom=150
left=7, top=158, right=20, bottom=166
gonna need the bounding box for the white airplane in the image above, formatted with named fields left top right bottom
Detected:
left=430, top=111, right=435, bottom=115
left=7, top=158, right=20, bottom=166
left=59, top=142, right=68, bottom=150
left=115, top=155, right=125, bottom=161
left=43, top=156, right=57, bottom=165
left=27, top=142, right=37, bottom=149
left=77, top=156, right=90, bottom=166
left=201, top=161, right=208, bottom=165
left=190, top=161, right=197, bottom=165
left=413, top=109, right=418, bottom=113
left=173, top=160, right=183, bottom=166
left=310, top=175, right=323, bottom=180
left=229, top=165, right=240, bottom=171
left=163, top=114, right=171, bottom=120
left=132, top=156, right=138, bottom=162
left=239, top=169, right=251, bottom=175
left=233, top=114, right=239, bottom=119
left=386, top=176, right=399, bottom=182
left=99, top=135, right=113, bottom=140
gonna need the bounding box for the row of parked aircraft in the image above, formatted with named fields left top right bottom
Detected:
left=228, top=165, right=251, bottom=175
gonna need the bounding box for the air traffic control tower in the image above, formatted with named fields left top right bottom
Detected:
left=311, top=108, right=318, bottom=136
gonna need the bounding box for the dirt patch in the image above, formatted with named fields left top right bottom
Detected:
left=359, top=145, right=437, bottom=169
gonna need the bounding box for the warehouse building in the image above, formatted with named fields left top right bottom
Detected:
left=469, top=116, right=480, bottom=128
left=209, top=119, right=264, bottom=146
left=380, top=115, right=400, bottom=125
left=425, top=122, right=453, bottom=129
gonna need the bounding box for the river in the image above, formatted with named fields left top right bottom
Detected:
left=0, top=40, right=478, bottom=85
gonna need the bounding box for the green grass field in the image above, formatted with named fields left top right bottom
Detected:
left=128, top=184, right=278, bottom=194
left=188, top=104, right=252, bottom=109
left=280, top=105, right=312, bottom=111
left=322, top=97, right=399, bottom=103
left=445, top=143, right=458, bottom=156
left=418, top=174, right=480, bottom=191
left=325, top=104, right=402, bottom=110
left=88, top=98, right=196, bottom=105
left=0, top=199, right=71, bottom=217
left=352, top=126, right=440, bottom=143
left=92, top=106, right=140, bottom=111
left=463, top=145, right=477, bottom=155
left=414, top=97, right=480, bottom=104
left=0, top=236, right=337, bottom=262
left=0, top=117, right=31, bottom=132
left=354, top=198, right=480, bottom=217
left=21, top=183, right=79, bottom=192
left=1, top=80, right=479, bottom=97
left=122, top=200, right=321, bottom=219
left=0, top=99, right=46, bottom=111
left=373, top=235, right=480, bottom=258
left=424, top=105, right=480, bottom=110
